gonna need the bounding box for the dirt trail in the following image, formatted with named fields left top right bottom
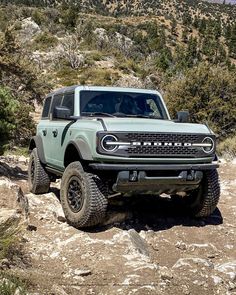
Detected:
left=1, top=158, right=236, bottom=295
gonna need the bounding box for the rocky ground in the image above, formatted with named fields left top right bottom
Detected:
left=0, top=156, right=235, bottom=295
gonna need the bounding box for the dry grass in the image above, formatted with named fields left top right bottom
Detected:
left=0, top=272, right=27, bottom=295
left=217, top=135, right=236, bottom=160
left=0, top=220, right=21, bottom=261
left=0, top=225, right=28, bottom=295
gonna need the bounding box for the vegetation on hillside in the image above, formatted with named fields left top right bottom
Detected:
left=0, top=27, right=50, bottom=154
left=164, top=64, right=236, bottom=137
left=0, top=0, right=235, bottom=154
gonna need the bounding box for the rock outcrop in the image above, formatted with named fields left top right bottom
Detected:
left=0, top=157, right=235, bottom=295
left=17, top=17, right=41, bottom=43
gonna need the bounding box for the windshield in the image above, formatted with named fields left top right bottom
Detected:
left=80, top=90, right=168, bottom=119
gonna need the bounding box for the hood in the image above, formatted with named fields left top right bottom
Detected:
left=101, top=118, right=212, bottom=134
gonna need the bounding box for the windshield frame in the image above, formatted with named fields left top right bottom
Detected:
left=79, top=90, right=170, bottom=120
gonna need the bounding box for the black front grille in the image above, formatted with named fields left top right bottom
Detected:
left=97, top=132, right=215, bottom=158
left=127, top=145, right=196, bottom=156
left=125, top=133, right=200, bottom=143
left=125, top=133, right=202, bottom=157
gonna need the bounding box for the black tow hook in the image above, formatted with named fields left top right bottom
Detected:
left=186, top=170, right=203, bottom=181
left=129, top=171, right=138, bottom=182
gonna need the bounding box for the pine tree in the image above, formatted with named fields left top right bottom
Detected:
left=199, top=18, right=207, bottom=35
left=185, top=36, right=199, bottom=67
left=181, top=27, right=188, bottom=43
left=228, top=23, right=236, bottom=58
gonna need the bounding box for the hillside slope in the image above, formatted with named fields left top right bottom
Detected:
left=206, top=0, right=236, bottom=4
left=1, top=0, right=236, bottom=17
left=0, top=0, right=236, bottom=151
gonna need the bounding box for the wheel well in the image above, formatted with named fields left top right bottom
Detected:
left=29, top=139, right=36, bottom=151
left=64, top=144, right=83, bottom=168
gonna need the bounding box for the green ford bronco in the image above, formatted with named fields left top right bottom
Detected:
left=28, top=86, right=220, bottom=228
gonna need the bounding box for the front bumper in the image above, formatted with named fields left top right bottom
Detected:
left=89, top=162, right=219, bottom=171
left=89, top=162, right=219, bottom=194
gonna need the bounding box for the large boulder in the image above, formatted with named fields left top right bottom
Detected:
left=94, top=28, right=109, bottom=43
left=0, top=177, right=28, bottom=229
left=18, top=17, right=41, bottom=42
left=113, top=32, right=134, bottom=56
left=115, top=75, right=144, bottom=88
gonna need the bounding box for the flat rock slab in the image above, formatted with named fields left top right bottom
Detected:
left=1, top=157, right=236, bottom=295
left=128, top=229, right=150, bottom=257
left=0, top=209, right=21, bottom=231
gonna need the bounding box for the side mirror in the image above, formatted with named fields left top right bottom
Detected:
left=53, top=106, right=71, bottom=119
left=177, top=111, right=190, bottom=123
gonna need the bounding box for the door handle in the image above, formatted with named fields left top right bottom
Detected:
left=42, top=129, right=47, bottom=136
left=52, top=129, right=58, bottom=137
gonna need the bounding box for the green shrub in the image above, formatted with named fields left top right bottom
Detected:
left=78, top=68, right=119, bottom=85
left=85, top=51, right=104, bottom=66
left=56, top=66, right=79, bottom=86
left=0, top=87, right=35, bottom=155
left=0, top=87, right=18, bottom=154
left=88, top=51, right=103, bottom=61
left=32, top=32, right=58, bottom=50
left=118, top=59, right=141, bottom=74
left=0, top=9, right=8, bottom=31
left=164, top=63, right=236, bottom=136
left=31, top=9, right=46, bottom=26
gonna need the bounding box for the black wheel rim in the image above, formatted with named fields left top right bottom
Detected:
left=67, top=177, right=84, bottom=213
left=30, top=159, right=35, bottom=182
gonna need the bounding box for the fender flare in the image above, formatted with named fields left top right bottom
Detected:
left=65, top=139, right=93, bottom=162
left=29, top=136, right=46, bottom=164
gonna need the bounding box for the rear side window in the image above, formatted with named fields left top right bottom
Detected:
left=42, top=96, right=52, bottom=118
left=62, top=92, right=74, bottom=116
left=50, top=94, right=63, bottom=116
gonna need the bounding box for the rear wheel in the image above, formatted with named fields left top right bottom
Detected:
left=28, top=148, right=50, bottom=194
left=60, top=161, right=108, bottom=228
left=179, top=169, right=220, bottom=217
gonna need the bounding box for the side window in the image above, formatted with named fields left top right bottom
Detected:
left=62, top=92, right=74, bottom=116
left=42, top=96, right=52, bottom=118
left=50, top=94, right=63, bottom=117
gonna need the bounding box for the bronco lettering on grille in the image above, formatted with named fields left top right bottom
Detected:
left=131, top=142, right=193, bottom=147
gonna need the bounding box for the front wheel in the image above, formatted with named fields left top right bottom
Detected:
left=60, top=161, right=108, bottom=228
left=186, top=169, right=221, bottom=217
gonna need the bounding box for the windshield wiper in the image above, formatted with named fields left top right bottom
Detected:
left=82, top=112, right=116, bottom=117
left=115, top=114, right=164, bottom=119
left=115, top=114, right=148, bottom=118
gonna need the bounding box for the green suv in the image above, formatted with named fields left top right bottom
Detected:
left=28, top=86, right=220, bottom=228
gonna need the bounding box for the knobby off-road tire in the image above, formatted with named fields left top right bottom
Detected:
left=188, top=169, right=220, bottom=217
left=60, top=161, right=108, bottom=228
left=28, top=148, right=50, bottom=194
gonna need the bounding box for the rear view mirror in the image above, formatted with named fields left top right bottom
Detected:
left=177, top=111, right=190, bottom=123
left=53, top=106, right=71, bottom=120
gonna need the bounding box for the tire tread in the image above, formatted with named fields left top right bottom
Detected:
left=28, top=148, right=50, bottom=194
left=60, top=162, right=108, bottom=228
left=195, top=169, right=220, bottom=217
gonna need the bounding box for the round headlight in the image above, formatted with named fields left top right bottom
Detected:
left=101, top=135, right=118, bottom=152
left=202, top=137, right=214, bottom=154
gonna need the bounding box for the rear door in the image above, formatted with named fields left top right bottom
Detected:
left=46, top=93, right=64, bottom=168
left=37, top=96, right=52, bottom=164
